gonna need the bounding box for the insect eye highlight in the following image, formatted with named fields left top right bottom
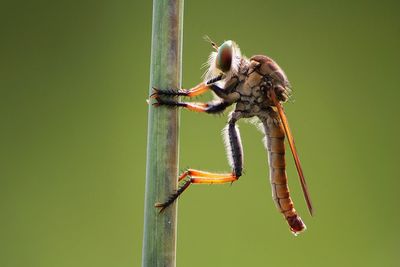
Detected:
left=216, top=41, right=233, bottom=72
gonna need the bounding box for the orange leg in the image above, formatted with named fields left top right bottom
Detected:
left=151, top=75, right=223, bottom=99
left=151, top=82, right=210, bottom=98
left=182, top=102, right=210, bottom=113
left=154, top=99, right=230, bottom=114
left=155, top=113, right=244, bottom=212
left=155, top=169, right=238, bottom=212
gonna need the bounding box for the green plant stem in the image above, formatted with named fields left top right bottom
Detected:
left=142, top=0, right=184, bottom=266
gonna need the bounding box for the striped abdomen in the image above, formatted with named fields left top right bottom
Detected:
left=261, top=111, right=306, bottom=235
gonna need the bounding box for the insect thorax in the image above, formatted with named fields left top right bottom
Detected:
left=232, top=58, right=284, bottom=115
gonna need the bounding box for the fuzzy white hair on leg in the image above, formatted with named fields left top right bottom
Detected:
left=221, top=124, right=234, bottom=169
left=234, top=124, right=244, bottom=166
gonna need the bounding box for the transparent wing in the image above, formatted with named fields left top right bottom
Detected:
left=270, top=89, right=314, bottom=216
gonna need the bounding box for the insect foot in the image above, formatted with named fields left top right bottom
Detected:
left=155, top=175, right=192, bottom=213
left=154, top=188, right=181, bottom=213
left=150, top=87, right=180, bottom=98
left=154, top=202, right=168, bottom=213
left=150, top=87, right=161, bottom=98
left=151, top=97, right=181, bottom=108
left=151, top=99, right=161, bottom=107
left=148, top=88, right=175, bottom=107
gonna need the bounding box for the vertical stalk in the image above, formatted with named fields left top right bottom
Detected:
left=142, top=0, right=183, bottom=267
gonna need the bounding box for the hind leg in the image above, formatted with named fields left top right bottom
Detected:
left=155, top=112, right=244, bottom=211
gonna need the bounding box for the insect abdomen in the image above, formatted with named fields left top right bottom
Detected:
left=262, top=111, right=306, bottom=235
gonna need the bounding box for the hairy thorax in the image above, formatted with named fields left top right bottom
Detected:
left=231, top=59, right=277, bottom=116
left=215, top=56, right=290, bottom=119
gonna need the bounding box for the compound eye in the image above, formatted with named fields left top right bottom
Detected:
left=216, top=41, right=232, bottom=72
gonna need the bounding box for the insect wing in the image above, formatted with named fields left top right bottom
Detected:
left=270, top=90, right=314, bottom=216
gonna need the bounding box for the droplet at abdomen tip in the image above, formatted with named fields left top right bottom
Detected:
left=287, top=215, right=307, bottom=236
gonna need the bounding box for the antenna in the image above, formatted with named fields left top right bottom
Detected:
left=203, top=35, right=219, bottom=51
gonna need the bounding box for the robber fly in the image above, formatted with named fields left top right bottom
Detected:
left=150, top=38, right=313, bottom=235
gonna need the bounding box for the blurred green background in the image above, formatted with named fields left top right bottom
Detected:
left=1, top=0, right=399, bottom=266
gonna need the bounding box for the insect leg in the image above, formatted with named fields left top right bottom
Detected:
left=155, top=113, right=244, bottom=212
left=151, top=76, right=239, bottom=103
left=224, top=112, right=244, bottom=177
left=155, top=169, right=238, bottom=212
left=151, top=82, right=211, bottom=98
left=151, top=74, right=224, bottom=98
left=208, top=77, right=240, bottom=101
left=154, top=99, right=231, bottom=114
